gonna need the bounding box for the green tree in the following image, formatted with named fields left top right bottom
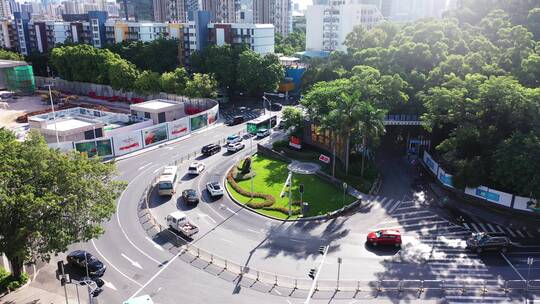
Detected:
left=160, top=67, right=189, bottom=95
left=108, top=58, right=139, bottom=91
left=527, top=8, right=540, bottom=39
left=520, top=53, right=540, bottom=87
left=236, top=51, right=284, bottom=95
left=0, top=49, right=24, bottom=61
left=0, top=129, right=124, bottom=279
left=281, top=106, right=305, bottom=134
left=184, top=73, right=218, bottom=98
left=354, top=101, right=386, bottom=177
left=106, top=38, right=180, bottom=73
left=134, top=70, right=162, bottom=95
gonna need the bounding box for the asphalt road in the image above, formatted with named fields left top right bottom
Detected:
left=6, top=117, right=540, bottom=304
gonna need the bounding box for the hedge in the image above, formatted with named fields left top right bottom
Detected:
left=227, top=168, right=275, bottom=209
left=0, top=267, right=29, bottom=292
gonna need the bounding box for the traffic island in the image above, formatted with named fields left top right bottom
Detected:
left=226, top=154, right=356, bottom=220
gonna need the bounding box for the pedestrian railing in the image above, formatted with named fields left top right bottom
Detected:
left=135, top=130, right=540, bottom=299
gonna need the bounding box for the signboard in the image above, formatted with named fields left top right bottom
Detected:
left=142, top=123, right=168, bottom=147
left=167, top=117, right=189, bottom=140
left=514, top=196, right=540, bottom=213
left=113, top=131, right=143, bottom=156
left=319, top=154, right=331, bottom=164
left=190, top=113, right=208, bottom=131
left=464, top=186, right=512, bottom=207
left=75, top=138, right=113, bottom=158
left=423, top=151, right=438, bottom=176
left=207, top=106, right=219, bottom=125
left=289, top=136, right=301, bottom=149
left=437, top=167, right=454, bottom=189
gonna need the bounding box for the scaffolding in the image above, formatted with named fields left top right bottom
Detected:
left=3, top=65, right=35, bottom=94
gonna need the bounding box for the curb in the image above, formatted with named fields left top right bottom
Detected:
left=223, top=162, right=363, bottom=222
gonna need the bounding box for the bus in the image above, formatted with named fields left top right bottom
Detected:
left=246, top=115, right=277, bottom=134
left=157, top=166, right=178, bottom=196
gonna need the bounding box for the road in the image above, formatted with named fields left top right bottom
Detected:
left=5, top=117, right=540, bottom=304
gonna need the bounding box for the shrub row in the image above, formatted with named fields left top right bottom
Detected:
left=227, top=168, right=275, bottom=209
left=0, top=267, right=29, bottom=292
left=262, top=206, right=301, bottom=216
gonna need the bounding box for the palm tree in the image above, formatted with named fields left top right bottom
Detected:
left=356, top=102, right=386, bottom=177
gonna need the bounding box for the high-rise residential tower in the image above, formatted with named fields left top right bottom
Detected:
left=253, top=0, right=291, bottom=36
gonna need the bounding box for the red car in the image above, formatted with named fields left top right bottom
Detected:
left=366, top=229, right=402, bottom=247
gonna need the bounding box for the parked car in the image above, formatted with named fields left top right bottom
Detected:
left=66, top=250, right=106, bottom=277
left=227, top=115, right=244, bottom=126
left=187, top=162, right=205, bottom=175
left=466, top=232, right=511, bottom=253
left=277, top=120, right=285, bottom=129
left=256, top=128, right=270, bottom=139
left=182, top=189, right=199, bottom=205
left=366, top=229, right=402, bottom=247
left=226, top=134, right=242, bottom=144
left=201, top=144, right=221, bottom=156
left=227, top=142, right=245, bottom=153
left=206, top=182, right=224, bottom=197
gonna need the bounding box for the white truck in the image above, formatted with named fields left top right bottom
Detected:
left=166, top=211, right=199, bottom=238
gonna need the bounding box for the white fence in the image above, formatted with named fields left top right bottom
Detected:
left=423, top=151, right=539, bottom=214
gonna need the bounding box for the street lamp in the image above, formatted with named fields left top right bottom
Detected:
left=342, top=182, right=347, bottom=208
left=262, top=95, right=273, bottom=132
left=45, top=83, right=60, bottom=144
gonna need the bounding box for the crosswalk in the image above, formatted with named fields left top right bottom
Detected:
left=366, top=195, right=531, bottom=303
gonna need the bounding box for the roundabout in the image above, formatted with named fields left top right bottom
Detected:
left=21, top=121, right=540, bottom=304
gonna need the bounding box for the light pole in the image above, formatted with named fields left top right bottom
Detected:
left=288, top=170, right=293, bottom=217
left=336, top=257, right=342, bottom=291
left=262, top=95, right=273, bottom=132
left=84, top=253, right=93, bottom=304
left=527, top=257, right=534, bottom=290
left=45, top=83, right=60, bottom=144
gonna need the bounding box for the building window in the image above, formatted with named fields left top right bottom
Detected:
left=144, top=112, right=151, bottom=119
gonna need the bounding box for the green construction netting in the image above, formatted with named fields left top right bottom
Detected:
left=4, top=65, right=35, bottom=94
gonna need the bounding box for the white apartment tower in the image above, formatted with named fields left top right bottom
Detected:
left=0, top=0, right=11, bottom=18
left=253, top=0, right=291, bottom=36
left=306, top=0, right=382, bottom=52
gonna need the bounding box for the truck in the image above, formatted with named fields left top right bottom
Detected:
left=166, top=211, right=199, bottom=238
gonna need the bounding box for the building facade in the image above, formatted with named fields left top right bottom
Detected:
left=153, top=0, right=169, bottom=21
left=207, top=22, right=273, bottom=54
left=253, top=0, right=291, bottom=36
left=201, top=0, right=237, bottom=23
left=306, top=0, right=382, bottom=52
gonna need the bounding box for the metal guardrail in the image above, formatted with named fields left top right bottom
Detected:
left=135, top=131, right=540, bottom=299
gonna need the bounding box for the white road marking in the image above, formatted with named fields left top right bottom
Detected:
left=91, top=240, right=143, bottom=287
left=525, top=230, right=534, bottom=238
left=103, top=280, right=118, bottom=291
left=121, top=253, right=143, bottom=270
left=505, top=227, right=517, bottom=238
left=379, top=214, right=439, bottom=224
left=137, top=162, right=153, bottom=171
left=130, top=246, right=187, bottom=299
left=290, top=238, right=305, bottom=243
left=496, top=225, right=506, bottom=233
left=116, top=168, right=162, bottom=265
left=462, top=223, right=470, bottom=230
left=469, top=222, right=481, bottom=232
left=377, top=197, right=388, bottom=208
left=500, top=252, right=525, bottom=280
left=486, top=223, right=496, bottom=232
left=247, top=228, right=261, bottom=234
left=221, top=238, right=235, bottom=244
left=145, top=236, right=164, bottom=251
left=197, top=212, right=217, bottom=224
left=153, top=168, right=161, bottom=174
left=515, top=230, right=525, bottom=238
left=388, top=200, right=404, bottom=215
left=478, top=222, right=488, bottom=232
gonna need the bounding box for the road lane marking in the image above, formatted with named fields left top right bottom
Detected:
left=478, top=223, right=488, bottom=232
left=515, top=230, right=525, bottom=238
left=290, top=238, right=306, bottom=243
left=500, top=252, right=525, bottom=280
left=505, top=228, right=517, bottom=238
left=103, top=279, right=118, bottom=291
left=525, top=230, right=534, bottom=238
left=378, top=214, right=439, bottom=224
left=486, top=223, right=496, bottom=232
left=153, top=168, right=161, bottom=174
left=91, top=240, right=143, bottom=287
left=116, top=167, right=162, bottom=265
left=462, top=223, right=470, bottom=230
left=145, top=236, right=164, bottom=251
left=198, top=213, right=217, bottom=224
left=469, top=222, right=480, bottom=232
left=137, top=162, right=153, bottom=171
left=221, top=238, right=235, bottom=244
left=121, top=253, right=143, bottom=269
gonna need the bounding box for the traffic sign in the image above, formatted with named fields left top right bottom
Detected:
left=319, top=154, right=331, bottom=164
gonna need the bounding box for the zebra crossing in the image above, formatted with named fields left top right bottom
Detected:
left=462, top=222, right=535, bottom=238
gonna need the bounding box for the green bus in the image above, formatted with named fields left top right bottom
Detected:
left=246, top=115, right=277, bottom=134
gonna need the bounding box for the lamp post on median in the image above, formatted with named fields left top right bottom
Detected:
left=45, top=83, right=60, bottom=144
left=342, top=182, right=347, bottom=208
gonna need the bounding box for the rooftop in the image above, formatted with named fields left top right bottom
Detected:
left=44, top=118, right=95, bottom=131
left=0, top=60, right=28, bottom=69
left=131, top=99, right=180, bottom=110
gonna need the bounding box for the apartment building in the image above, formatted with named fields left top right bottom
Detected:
left=207, top=22, right=273, bottom=54
left=253, top=0, right=291, bottom=36
left=306, top=0, right=382, bottom=52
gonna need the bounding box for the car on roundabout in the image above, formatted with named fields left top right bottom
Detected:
left=466, top=232, right=511, bottom=253
left=187, top=161, right=205, bottom=175
left=201, top=143, right=221, bottom=156
left=66, top=250, right=106, bottom=277
left=366, top=229, right=402, bottom=247
left=206, top=182, right=224, bottom=197
left=227, top=142, right=245, bottom=153
left=182, top=189, right=199, bottom=205
left=256, top=128, right=270, bottom=139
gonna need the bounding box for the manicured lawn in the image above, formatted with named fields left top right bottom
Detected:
left=227, top=155, right=356, bottom=219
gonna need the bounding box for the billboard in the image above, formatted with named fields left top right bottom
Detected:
left=190, top=113, right=208, bottom=131
left=142, top=123, right=168, bottom=147
left=464, top=186, right=512, bottom=207
left=514, top=196, right=540, bottom=213
left=207, top=106, right=218, bottom=125
left=113, top=131, right=143, bottom=156
left=437, top=167, right=454, bottom=189
left=423, top=151, right=438, bottom=176
left=75, top=138, right=113, bottom=158
left=168, top=117, right=190, bottom=140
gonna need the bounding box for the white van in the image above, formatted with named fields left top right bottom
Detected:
left=157, top=166, right=178, bottom=196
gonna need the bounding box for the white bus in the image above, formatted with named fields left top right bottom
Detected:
left=157, top=166, right=178, bottom=196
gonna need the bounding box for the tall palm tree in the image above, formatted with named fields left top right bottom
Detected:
left=356, top=102, right=386, bottom=177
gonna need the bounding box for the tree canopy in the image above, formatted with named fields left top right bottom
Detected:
left=236, top=51, right=284, bottom=95
left=0, top=129, right=124, bottom=279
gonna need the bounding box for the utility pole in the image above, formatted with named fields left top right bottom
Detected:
left=45, top=83, right=59, bottom=144
left=57, top=261, right=69, bottom=304
left=288, top=170, right=293, bottom=217
left=342, top=182, right=347, bottom=208
left=84, top=253, right=93, bottom=304
left=527, top=257, right=534, bottom=290
left=337, top=257, right=342, bottom=291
